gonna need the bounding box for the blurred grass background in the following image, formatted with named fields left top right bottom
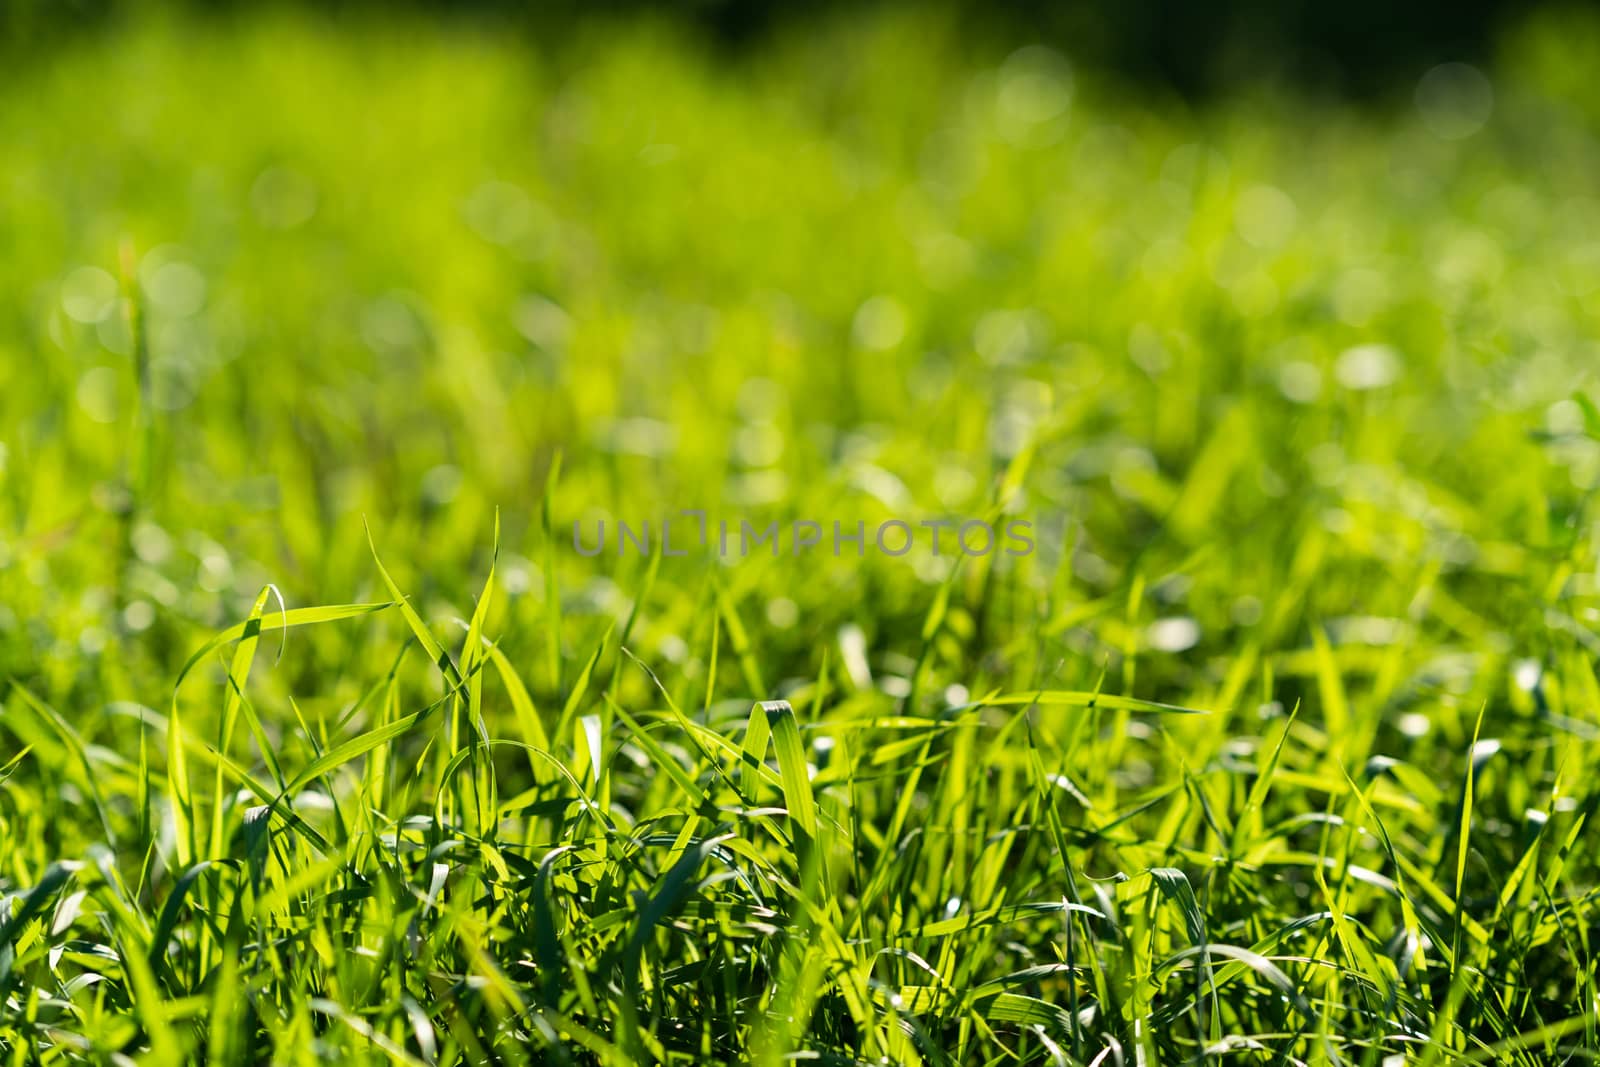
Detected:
left=6, top=4, right=1600, bottom=715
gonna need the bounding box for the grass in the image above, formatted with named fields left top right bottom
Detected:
left=5, top=5, right=1600, bottom=1063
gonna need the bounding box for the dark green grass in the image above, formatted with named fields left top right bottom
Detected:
left=5, top=7, right=1600, bottom=1064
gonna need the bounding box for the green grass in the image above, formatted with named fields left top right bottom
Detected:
left=6, top=5, right=1600, bottom=1063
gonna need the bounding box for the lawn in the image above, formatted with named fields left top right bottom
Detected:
left=4, top=6, right=1600, bottom=1064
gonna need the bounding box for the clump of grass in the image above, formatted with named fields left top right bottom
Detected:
left=4, top=509, right=1598, bottom=1062
left=6, top=4, right=1600, bottom=1064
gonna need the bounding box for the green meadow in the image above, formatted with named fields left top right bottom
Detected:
left=5, top=6, right=1600, bottom=1063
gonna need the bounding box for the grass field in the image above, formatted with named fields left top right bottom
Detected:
left=5, top=6, right=1600, bottom=1064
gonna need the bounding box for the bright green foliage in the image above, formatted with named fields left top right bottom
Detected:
left=5, top=7, right=1600, bottom=1064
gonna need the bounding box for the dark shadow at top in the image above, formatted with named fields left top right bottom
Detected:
left=3, top=0, right=1589, bottom=97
